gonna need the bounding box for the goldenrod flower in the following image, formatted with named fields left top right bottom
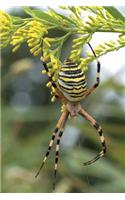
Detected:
left=61, top=104, right=66, bottom=112
left=27, top=20, right=48, bottom=56
left=51, top=95, right=57, bottom=103
left=11, top=20, right=48, bottom=54
left=50, top=55, right=59, bottom=70
left=0, top=11, right=13, bottom=48
left=11, top=27, right=27, bottom=52
left=41, top=69, right=47, bottom=74
left=46, top=82, right=52, bottom=88
left=43, top=38, right=51, bottom=47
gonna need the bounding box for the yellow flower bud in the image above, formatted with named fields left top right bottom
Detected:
left=46, top=82, right=52, bottom=87
left=61, top=104, right=66, bottom=112
left=52, top=76, right=56, bottom=82
left=30, top=45, right=40, bottom=53
left=42, top=70, right=47, bottom=74
left=0, top=32, right=8, bottom=37
left=0, top=11, right=13, bottom=48
left=44, top=38, right=51, bottom=47
left=77, top=30, right=84, bottom=34
left=28, top=33, right=38, bottom=38
left=11, top=38, right=23, bottom=45
left=47, top=62, right=52, bottom=68
left=32, top=48, right=41, bottom=56
left=27, top=38, right=35, bottom=44
left=51, top=96, right=56, bottom=102
left=12, top=45, right=21, bottom=52
left=52, top=87, right=56, bottom=93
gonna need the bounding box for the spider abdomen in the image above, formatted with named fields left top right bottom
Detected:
left=58, top=59, right=87, bottom=102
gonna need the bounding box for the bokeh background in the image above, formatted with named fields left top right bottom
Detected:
left=1, top=7, right=125, bottom=193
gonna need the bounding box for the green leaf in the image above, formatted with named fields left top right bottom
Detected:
left=23, top=7, right=61, bottom=25
left=103, top=6, right=125, bottom=21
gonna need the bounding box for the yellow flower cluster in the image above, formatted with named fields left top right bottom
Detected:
left=40, top=38, right=62, bottom=103
left=42, top=52, right=61, bottom=103
left=70, top=34, right=92, bottom=70
left=11, top=26, right=27, bottom=52
left=41, top=38, right=61, bottom=76
left=0, top=11, right=13, bottom=48
left=27, top=20, right=48, bottom=56
left=61, top=104, right=66, bottom=112
left=50, top=54, right=60, bottom=71
left=11, top=20, right=48, bottom=55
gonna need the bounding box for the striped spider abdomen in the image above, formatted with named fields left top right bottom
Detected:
left=58, top=59, right=87, bottom=102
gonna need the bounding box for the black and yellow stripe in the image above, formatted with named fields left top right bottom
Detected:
left=83, top=122, right=106, bottom=166
left=43, top=61, right=57, bottom=89
left=53, top=129, right=63, bottom=190
left=79, top=108, right=106, bottom=166
left=35, top=111, right=68, bottom=179
left=35, top=127, right=58, bottom=178
left=58, top=59, right=87, bottom=102
left=53, top=110, right=69, bottom=190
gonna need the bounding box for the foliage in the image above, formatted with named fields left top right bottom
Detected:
left=0, top=7, right=125, bottom=102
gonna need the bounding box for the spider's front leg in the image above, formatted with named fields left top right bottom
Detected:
left=83, top=43, right=101, bottom=99
left=42, top=61, right=57, bottom=88
left=79, top=107, right=106, bottom=165
left=42, top=60, right=67, bottom=103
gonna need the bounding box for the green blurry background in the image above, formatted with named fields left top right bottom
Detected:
left=1, top=7, right=125, bottom=193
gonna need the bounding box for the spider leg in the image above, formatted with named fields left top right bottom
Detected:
left=41, top=44, right=68, bottom=103
left=41, top=39, right=57, bottom=89
left=83, top=43, right=100, bottom=99
left=79, top=107, right=106, bottom=166
left=42, top=61, right=57, bottom=89
left=53, top=110, right=69, bottom=190
left=35, top=111, right=67, bottom=178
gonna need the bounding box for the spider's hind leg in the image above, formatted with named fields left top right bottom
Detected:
left=53, top=110, right=69, bottom=190
left=35, top=111, right=68, bottom=178
left=79, top=107, right=106, bottom=166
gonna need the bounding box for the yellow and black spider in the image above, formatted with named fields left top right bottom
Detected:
left=35, top=43, right=106, bottom=189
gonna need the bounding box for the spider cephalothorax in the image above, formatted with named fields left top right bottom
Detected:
left=35, top=43, right=106, bottom=190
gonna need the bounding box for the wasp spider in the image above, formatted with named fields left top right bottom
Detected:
left=35, top=43, right=106, bottom=190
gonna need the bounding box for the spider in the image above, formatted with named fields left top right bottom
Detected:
left=35, top=43, right=106, bottom=189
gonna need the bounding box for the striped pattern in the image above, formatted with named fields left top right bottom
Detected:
left=53, top=111, right=69, bottom=190
left=43, top=61, right=57, bottom=89
left=83, top=122, right=106, bottom=166
left=58, top=59, right=87, bottom=102
left=93, top=61, right=100, bottom=88
left=79, top=108, right=106, bottom=166
left=35, top=111, right=68, bottom=179
left=35, top=127, right=59, bottom=178
left=53, top=129, right=64, bottom=190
